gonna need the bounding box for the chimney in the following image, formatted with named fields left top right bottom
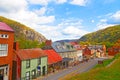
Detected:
left=13, top=42, right=19, bottom=51
left=45, top=40, right=52, bottom=46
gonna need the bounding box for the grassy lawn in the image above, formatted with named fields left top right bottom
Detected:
left=94, top=58, right=114, bottom=68
left=65, top=54, right=120, bottom=80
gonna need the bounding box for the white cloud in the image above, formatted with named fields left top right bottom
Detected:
left=28, top=0, right=51, bottom=6
left=35, top=25, right=63, bottom=41
left=91, top=20, right=94, bottom=23
left=35, top=19, right=89, bottom=41
left=0, top=0, right=55, bottom=28
left=96, top=18, right=114, bottom=30
left=34, top=7, right=47, bottom=16
left=70, top=0, right=88, bottom=6
left=100, top=19, right=107, bottom=23
left=63, top=26, right=89, bottom=37
left=103, top=11, right=120, bottom=24
left=36, top=16, right=55, bottom=24
left=96, top=10, right=120, bottom=30
left=96, top=23, right=114, bottom=30
left=58, top=19, right=83, bottom=27
left=0, top=0, right=28, bottom=12
left=0, top=0, right=89, bottom=41
left=55, top=0, right=67, bottom=4
left=110, top=11, right=120, bottom=21
left=0, top=9, right=55, bottom=27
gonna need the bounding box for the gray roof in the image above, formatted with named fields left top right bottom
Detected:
left=88, top=45, right=103, bottom=50
left=52, top=42, right=76, bottom=53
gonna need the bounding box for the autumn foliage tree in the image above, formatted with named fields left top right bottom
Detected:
left=113, top=39, right=120, bottom=47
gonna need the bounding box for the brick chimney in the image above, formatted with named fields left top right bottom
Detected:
left=13, top=42, right=19, bottom=51
left=45, top=40, right=52, bottom=46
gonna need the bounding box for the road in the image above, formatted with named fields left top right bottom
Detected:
left=38, top=58, right=106, bottom=80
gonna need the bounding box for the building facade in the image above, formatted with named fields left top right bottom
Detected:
left=108, top=46, right=120, bottom=56
left=83, top=45, right=106, bottom=58
left=15, top=48, right=48, bottom=80
left=0, top=22, right=14, bottom=80
left=52, top=41, right=78, bottom=67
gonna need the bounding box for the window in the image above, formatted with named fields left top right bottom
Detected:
left=26, top=60, right=30, bottom=68
left=31, top=69, right=36, bottom=79
left=71, top=45, right=73, bottom=49
left=0, top=34, right=9, bottom=38
left=26, top=71, right=30, bottom=80
left=67, top=45, right=70, bottom=49
left=38, top=58, right=41, bottom=65
left=0, top=44, right=8, bottom=56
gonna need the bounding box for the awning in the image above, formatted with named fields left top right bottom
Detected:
left=62, top=57, right=73, bottom=62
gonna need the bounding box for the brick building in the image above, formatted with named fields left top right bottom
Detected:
left=108, top=46, right=120, bottom=56
left=0, top=22, right=14, bottom=80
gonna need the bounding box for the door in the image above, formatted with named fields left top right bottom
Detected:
left=37, top=66, right=41, bottom=77
left=12, top=61, right=17, bottom=80
left=42, top=66, right=46, bottom=76
left=31, top=69, right=36, bottom=79
left=0, top=69, right=4, bottom=80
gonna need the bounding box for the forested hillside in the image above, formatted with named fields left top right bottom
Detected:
left=79, top=25, right=120, bottom=48
left=0, top=16, right=46, bottom=49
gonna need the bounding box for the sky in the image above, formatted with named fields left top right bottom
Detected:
left=0, top=0, right=120, bottom=41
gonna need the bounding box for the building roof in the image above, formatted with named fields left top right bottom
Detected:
left=52, top=42, right=76, bottom=53
left=88, top=45, right=103, bottom=50
left=69, top=42, right=78, bottom=45
left=43, top=49, right=62, bottom=65
left=16, top=48, right=47, bottom=60
left=0, top=22, right=14, bottom=32
left=69, top=42, right=83, bottom=50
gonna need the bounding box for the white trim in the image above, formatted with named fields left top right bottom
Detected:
left=0, top=34, right=9, bottom=39
left=0, top=44, right=8, bottom=57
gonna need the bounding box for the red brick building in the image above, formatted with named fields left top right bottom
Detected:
left=108, top=46, right=120, bottom=56
left=45, top=40, right=52, bottom=46
left=83, top=46, right=91, bottom=56
left=0, top=22, right=14, bottom=80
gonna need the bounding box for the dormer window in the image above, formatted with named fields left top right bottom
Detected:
left=0, top=34, right=9, bottom=38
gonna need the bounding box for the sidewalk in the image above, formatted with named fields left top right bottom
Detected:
left=36, top=59, right=98, bottom=80
left=36, top=67, right=69, bottom=80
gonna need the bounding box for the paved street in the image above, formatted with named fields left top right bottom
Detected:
left=37, top=58, right=106, bottom=80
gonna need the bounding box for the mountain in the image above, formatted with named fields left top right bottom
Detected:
left=79, top=25, right=120, bottom=48
left=0, top=16, right=46, bottom=49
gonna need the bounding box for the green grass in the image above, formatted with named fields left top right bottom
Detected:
left=94, top=59, right=114, bottom=68
left=66, top=54, right=120, bottom=80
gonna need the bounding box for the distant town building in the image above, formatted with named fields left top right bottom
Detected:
left=108, top=46, right=120, bottom=56
left=52, top=41, right=78, bottom=67
left=70, top=42, right=83, bottom=61
left=83, top=45, right=106, bottom=58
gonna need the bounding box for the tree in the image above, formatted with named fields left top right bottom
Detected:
left=113, top=39, right=120, bottom=47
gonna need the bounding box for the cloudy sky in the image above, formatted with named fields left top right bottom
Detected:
left=0, top=0, right=120, bottom=41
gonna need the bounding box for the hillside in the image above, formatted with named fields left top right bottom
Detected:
left=79, top=25, right=120, bottom=48
left=66, top=54, right=120, bottom=80
left=0, top=16, right=46, bottom=49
